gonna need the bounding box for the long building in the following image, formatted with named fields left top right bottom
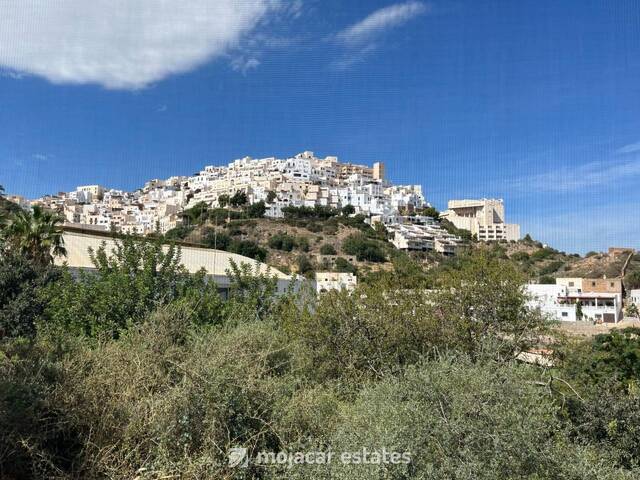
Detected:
left=56, top=229, right=303, bottom=298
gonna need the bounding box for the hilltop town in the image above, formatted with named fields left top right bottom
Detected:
left=7, top=151, right=521, bottom=258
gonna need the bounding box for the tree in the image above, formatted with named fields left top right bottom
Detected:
left=217, top=194, right=230, bottom=208
left=246, top=201, right=266, bottom=218
left=421, top=206, right=440, bottom=219
left=576, top=300, right=583, bottom=320
left=433, top=252, right=549, bottom=362
left=266, top=190, right=277, bottom=204
left=2, top=205, right=66, bottom=266
left=44, top=236, right=223, bottom=337
left=0, top=252, right=59, bottom=339
left=341, top=204, right=355, bottom=216
left=626, top=303, right=640, bottom=320
left=230, top=191, right=248, bottom=208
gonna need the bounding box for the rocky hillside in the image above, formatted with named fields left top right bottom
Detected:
left=476, top=238, right=639, bottom=289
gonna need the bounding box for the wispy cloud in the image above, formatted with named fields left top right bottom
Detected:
left=230, top=56, right=261, bottom=74
left=336, top=1, right=429, bottom=47
left=0, top=0, right=286, bottom=90
left=616, top=141, right=640, bottom=155
left=510, top=157, right=640, bottom=193
left=32, top=153, right=51, bottom=161
left=331, top=1, right=429, bottom=69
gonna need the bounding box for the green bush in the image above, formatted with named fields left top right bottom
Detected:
left=269, top=232, right=297, bottom=252
left=342, top=233, right=386, bottom=262
left=319, top=244, right=337, bottom=255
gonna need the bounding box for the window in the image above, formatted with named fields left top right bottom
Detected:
left=569, top=282, right=574, bottom=287
left=561, top=312, right=568, bottom=317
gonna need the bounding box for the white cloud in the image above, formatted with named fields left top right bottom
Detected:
left=230, top=56, right=261, bottom=74
left=616, top=141, right=640, bottom=155
left=0, top=0, right=282, bottom=89
left=335, top=1, right=429, bottom=47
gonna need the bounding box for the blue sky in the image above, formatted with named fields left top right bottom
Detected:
left=0, top=0, right=639, bottom=254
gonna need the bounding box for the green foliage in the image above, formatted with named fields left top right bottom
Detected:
left=319, top=243, right=337, bottom=255
left=289, top=357, right=623, bottom=480
left=181, top=201, right=209, bottom=224
left=539, top=275, right=556, bottom=284
left=540, top=260, right=565, bottom=275
left=586, top=251, right=599, bottom=258
left=0, top=253, right=59, bottom=339
left=420, top=205, right=440, bottom=219
left=269, top=232, right=297, bottom=251
left=432, top=252, right=549, bottom=361
left=230, top=190, right=248, bottom=207
left=228, top=239, right=267, bottom=262
left=559, top=330, right=640, bottom=469
left=43, top=236, right=224, bottom=337
left=201, top=227, right=231, bottom=250
left=625, top=270, right=640, bottom=290
left=266, top=190, right=277, bottom=203
left=440, top=218, right=473, bottom=241
left=511, top=251, right=530, bottom=262
left=164, top=224, right=194, bottom=240
left=296, top=254, right=314, bottom=276
left=562, top=328, right=640, bottom=389
left=531, top=247, right=556, bottom=262
left=342, top=233, right=386, bottom=262
left=1, top=205, right=66, bottom=266
left=341, top=204, right=355, bottom=216
left=334, top=257, right=357, bottom=274
left=217, top=193, right=230, bottom=207
left=246, top=200, right=266, bottom=218
left=282, top=278, right=437, bottom=383
left=296, top=235, right=310, bottom=252
left=282, top=205, right=339, bottom=220
left=2, top=235, right=640, bottom=479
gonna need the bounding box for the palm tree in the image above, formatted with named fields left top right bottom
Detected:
left=3, top=205, right=66, bottom=265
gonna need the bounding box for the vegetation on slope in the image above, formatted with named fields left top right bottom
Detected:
left=1, top=201, right=640, bottom=479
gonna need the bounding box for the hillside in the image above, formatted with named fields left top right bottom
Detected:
left=164, top=202, right=640, bottom=286
left=164, top=203, right=402, bottom=277
left=477, top=238, right=640, bottom=288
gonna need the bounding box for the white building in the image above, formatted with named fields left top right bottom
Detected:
left=630, top=290, right=640, bottom=308
left=441, top=199, right=520, bottom=242
left=526, top=283, right=622, bottom=323
left=57, top=230, right=304, bottom=299
left=315, top=272, right=357, bottom=294
left=382, top=215, right=462, bottom=255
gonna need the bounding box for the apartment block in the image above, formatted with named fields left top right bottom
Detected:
left=441, top=198, right=520, bottom=242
